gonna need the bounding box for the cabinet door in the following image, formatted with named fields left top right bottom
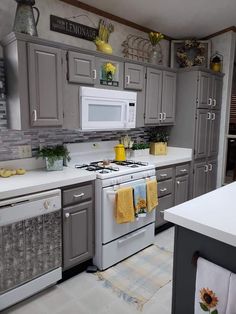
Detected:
left=212, top=75, right=223, bottom=110
left=208, top=110, right=221, bottom=157
left=161, top=71, right=176, bottom=124
left=207, top=159, right=217, bottom=192
left=95, top=58, right=123, bottom=90
left=197, top=72, right=211, bottom=108
left=193, top=161, right=207, bottom=197
left=145, top=67, right=162, bottom=124
left=28, top=43, right=63, bottom=127
left=194, top=109, right=210, bottom=159
left=155, top=194, right=174, bottom=228
left=175, top=175, right=189, bottom=205
left=124, top=63, right=144, bottom=90
left=67, top=51, right=95, bottom=84
left=63, top=201, right=94, bottom=270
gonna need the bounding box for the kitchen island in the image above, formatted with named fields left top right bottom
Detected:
left=164, top=182, right=236, bottom=313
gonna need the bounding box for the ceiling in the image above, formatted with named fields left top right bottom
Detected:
left=76, top=0, right=236, bottom=38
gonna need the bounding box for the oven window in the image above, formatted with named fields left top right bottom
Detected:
left=88, top=104, right=122, bottom=121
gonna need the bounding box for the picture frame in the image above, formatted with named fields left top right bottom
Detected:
left=170, top=40, right=211, bottom=69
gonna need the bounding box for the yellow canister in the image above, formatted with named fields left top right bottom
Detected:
left=114, top=144, right=126, bottom=161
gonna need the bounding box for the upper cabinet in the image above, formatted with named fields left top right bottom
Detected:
left=145, top=68, right=176, bottom=125
left=124, top=62, right=144, bottom=90
left=28, top=43, right=63, bottom=127
left=67, top=51, right=96, bottom=85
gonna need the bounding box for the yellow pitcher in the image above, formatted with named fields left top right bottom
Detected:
left=114, top=144, right=126, bottom=161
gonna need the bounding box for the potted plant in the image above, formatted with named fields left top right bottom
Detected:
left=36, top=145, right=71, bottom=171
left=149, top=128, right=169, bottom=155
left=130, top=142, right=150, bottom=158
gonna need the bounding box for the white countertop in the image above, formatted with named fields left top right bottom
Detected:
left=0, top=167, right=96, bottom=201
left=164, top=182, right=236, bottom=247
left=134, top=147, right=192, bottom=167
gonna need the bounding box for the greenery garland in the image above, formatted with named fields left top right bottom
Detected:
left=176, top=40, right=206, bottom=67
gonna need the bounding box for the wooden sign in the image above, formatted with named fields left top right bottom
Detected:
left=50, top=15, right=98, bottom=41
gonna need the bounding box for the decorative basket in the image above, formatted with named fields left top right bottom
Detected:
left=46, top=157, right=63, bottom=171
left=150, top=142, right=167, bottom=155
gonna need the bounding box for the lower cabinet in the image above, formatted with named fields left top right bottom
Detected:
left=175, top=175, right=189, bottom=206
left=193, top=159, right=217, bottom=198
left=156, top=194, right=174, bottom=228
left=62, top=183, right=94, bottom=270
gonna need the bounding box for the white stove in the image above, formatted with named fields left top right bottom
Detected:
left=67, top=141, right=156, bottom=270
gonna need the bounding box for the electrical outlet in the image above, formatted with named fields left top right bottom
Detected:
left=18, top=145, right=32, bottom=158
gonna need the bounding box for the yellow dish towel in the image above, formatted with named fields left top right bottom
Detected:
left=115, top=187, right=135, bottom=224
left=146, top=179, right=158, bottom=212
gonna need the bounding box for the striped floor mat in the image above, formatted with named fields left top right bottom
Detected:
left=97, top=245, right=173, bottom=310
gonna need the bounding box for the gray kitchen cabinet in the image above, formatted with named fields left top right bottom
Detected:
left=169, top=69, right=223, bottom=198
left=62, top=182, right=94, bottom=270
left=175, top=175, right=189, bottom=205
left=28, top=43, right=63, bottom=127
left=145, top=68, right=176, bottom=125
left=124, top=62, right=144, bottom=90
left=155, top=194, right=174, bottom=228
left=145, top=67, right=162, bottom=124
left=162, top=71, right=176, bottom=124
left=67, top=51, right=96, bottom=85
left=207, top=158, right=218, bottom=192
left=197, top=72, right=211, bottom=109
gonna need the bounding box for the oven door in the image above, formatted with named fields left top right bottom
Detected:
left=81, top=97, right=127, bottom=130
left=102, top=177, right=156, bottom=244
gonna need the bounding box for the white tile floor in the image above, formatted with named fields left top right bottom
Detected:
left=3, top=227, right=175, bottom=314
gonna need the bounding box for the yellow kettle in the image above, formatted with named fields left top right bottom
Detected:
left=114, top=144, right=126, bottom=161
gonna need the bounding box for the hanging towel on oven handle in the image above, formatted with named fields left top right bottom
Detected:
left=133, top=183, right=147, bottom=216
left=146, top=179, right=158, bottom=212
left=115, top=186, right=135, bottom=224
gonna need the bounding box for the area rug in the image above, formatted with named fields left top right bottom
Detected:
left=96, top=245, right=173, bottom=310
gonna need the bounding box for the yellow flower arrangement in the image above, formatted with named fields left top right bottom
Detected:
left=149, top=32, right=164, bottom=46
left=103, top=62, right=116, bottom=75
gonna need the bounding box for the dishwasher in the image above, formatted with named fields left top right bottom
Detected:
left=0, top=189, right=62, bottom=311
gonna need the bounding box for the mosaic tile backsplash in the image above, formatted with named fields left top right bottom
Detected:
left=0, top=127, right=152, bottom=161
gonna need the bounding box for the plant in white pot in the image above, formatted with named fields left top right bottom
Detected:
left=36, top=145, right=71, bottom=171
left=130, top=142, right=150, bottom=158
left=149, top=128, right=169, bottom=155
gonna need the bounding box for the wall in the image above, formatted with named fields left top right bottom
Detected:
left=211, top=31, right=236, bottom=186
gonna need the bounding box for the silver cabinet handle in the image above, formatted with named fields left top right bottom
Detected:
left=176, top=181, right=180, bottom=185
left=160, top=188, right=167, bottom=192
left=159, top=112, right=163, bottom=121
left=211, top=112, right=216, bottom=121
left=213, top=99, right=217, bottom=107
left=180, top=169, right=187, bottom=172
left=208, top=163, right=213, bottom=171
left=32, top=109, right=37, bottom=122
left=208, top=97, right=213, bottom=106
left=163, top=112, right=167, bottom=120
left=126, top=75, right=130, bottom=85
left=65, top=213, right=70, bottom=218
left=160, top=173, right=167, bottom=177
left=73, top=192, right=85, bottom=198
left=207, top=112, right=211, bottom=120
left=92, top=69, right=97, bottom=80
left=204, top=164, right=209, bottom=172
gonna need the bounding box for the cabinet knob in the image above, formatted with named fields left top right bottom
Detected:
left=65, top=213, right=70, bottom=218
left=126, top=75, right=130, bottom=85
left=211, top=112, right=216, bottom=121
left=160, top=188, right=167, bottom=192
left=73, top=192, right=85, bottom=198
left=208, top=163, right=213, bottom=171
left=208, top=97, right=213, bottom=106
left=204, top=164, right=209, bottom=172
left=163, top=112, right=167, bottom=121
left=177, top=181, right=180, bottom=185
left=32, top=110, right=37, bottom=122
left=159, top=112, right=163, bottom=121
left=207, top=112, right=211, bottom=120
left=213, top=99, right=217, bottom=107
left=92, top=69, right=97, bottom=80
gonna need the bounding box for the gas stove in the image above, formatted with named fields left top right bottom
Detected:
left=66, top=141, right=155, bottom=180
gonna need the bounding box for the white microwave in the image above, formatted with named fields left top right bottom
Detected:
left=80, top=87, right=137, bottom=130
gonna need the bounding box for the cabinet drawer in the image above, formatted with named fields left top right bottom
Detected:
left=158, top=179, right=173, bottom=197
left=156, top=167, right=173, bottom=181
left=175, top=164, right=189, bottom=176
left=63, top=184, right=92, bottom=206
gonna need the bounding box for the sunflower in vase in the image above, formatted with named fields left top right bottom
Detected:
left=103, top=62, right=116, bottom=81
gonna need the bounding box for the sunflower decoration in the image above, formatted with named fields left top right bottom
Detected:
left=199, top=288, right=218, bottom=313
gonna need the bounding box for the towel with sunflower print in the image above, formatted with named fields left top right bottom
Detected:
left=133, top=183, right=147, bottom=217
left=194, top=257, right=231, bottom=314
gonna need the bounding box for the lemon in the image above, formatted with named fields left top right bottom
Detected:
left=16, top=168, right=26, bottom=175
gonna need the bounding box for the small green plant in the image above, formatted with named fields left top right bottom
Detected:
left=149, top=127, right=169, bottom=143
left=131, top=142, right=150, bottom=150
left=36, top=145, right=71, bottom=167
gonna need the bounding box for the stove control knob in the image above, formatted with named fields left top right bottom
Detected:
left=111, top=179, right=117, bottom=185
left=117, top=178, right=122, bottom=184
left=43, top=200, right=51, bottom=210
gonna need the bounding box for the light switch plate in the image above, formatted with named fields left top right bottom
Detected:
left=18, top=145, right=32, bottom=158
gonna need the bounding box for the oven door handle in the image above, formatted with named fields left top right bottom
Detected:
left=118, top=229, right=146, bottom=246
